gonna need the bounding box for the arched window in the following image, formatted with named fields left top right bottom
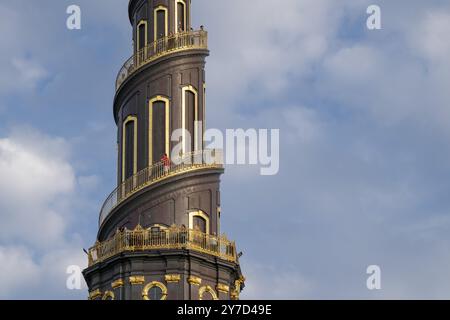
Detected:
left=148, top=224, right=168, bottom=236
left=142, top=281, right=168, bottom=300
left=199, top=286, right=218, bottom=300
left=193, top=216, right=206, bottom=233
left=189, top=210, right=210, bottom=234
left=136, top=20, right=148, bottom=55
left=149, top=96, right=170, bottom=165
left=122, top=116, right=138, bottom=182
left=175, top=0, right=187, bottom=33
left=182, top=86, right=198, bottom=154
left=202, top=83, right=206, bottom=150
left=154, top=6, right=168, bottom=41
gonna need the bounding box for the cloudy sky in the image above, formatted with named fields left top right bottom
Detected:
left=1, top=0, right=450, bottom=299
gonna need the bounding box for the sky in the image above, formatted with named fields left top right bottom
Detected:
left=1, top=0, right=450, bottom=299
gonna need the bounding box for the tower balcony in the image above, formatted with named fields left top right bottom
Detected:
left=99, top=149, right=223, bottom=227
left=115, top=30, right=208, bottom=91
left=87, top=225, right=237, bottom=267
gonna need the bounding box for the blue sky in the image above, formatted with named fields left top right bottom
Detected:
left=1, top=0, right=450, bottom=299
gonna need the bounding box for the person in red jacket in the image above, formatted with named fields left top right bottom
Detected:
left=161, top=153, right=170, bottom=174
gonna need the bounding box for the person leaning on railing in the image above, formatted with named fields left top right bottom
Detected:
left=210, top=232, right=218, bottom=253
left=123, top=227, right=130, bottom=247
left=192, top=226, right=203, bottom=247
left=157, top=33, right=165, bottom=53
left=199, top=26, right=206, bottom=46
left=168, top=32, right=174, bottom=50
left=180, top=225, right=187, bottom=244
left=162, top=153, right=170, bottom=175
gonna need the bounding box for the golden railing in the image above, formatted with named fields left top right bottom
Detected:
left=116, top=30, right=208, bottom=91
left=88, top=225, right=237, bottom=266
left=99, top=149, right=223, bottom=226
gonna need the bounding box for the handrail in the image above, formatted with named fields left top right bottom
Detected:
left=115, top=30, right=208, bottom=91
left=98, top=149, right=223, bottom=226
left=88, top=225, right=237, bottom=266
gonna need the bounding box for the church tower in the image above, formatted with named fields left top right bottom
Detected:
left=83, top=0, right=245, bottom=300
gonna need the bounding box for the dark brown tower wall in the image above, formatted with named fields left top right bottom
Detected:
left=114, top=50, right=207, bottom=184
left=98, top=168, right=222, bottom=241
left=84, top=251, right=241, bottom=301
left=129, top=0, right=192, bottom=48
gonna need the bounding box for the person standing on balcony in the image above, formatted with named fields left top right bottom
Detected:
left=162, top=153, right=170, bottom=175
left=168, top=32, right=174, bottom=50
left=180, top=225, right=187, bottom=245
left=211, top=232, right=218, bottom=252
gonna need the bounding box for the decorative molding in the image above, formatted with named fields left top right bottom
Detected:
left=111, top=279, right=124, bottom=289
left=142, top=281, right=168, bottom=300
left=129, top=276, right=145, bottom=285
left=216, top=283, right=230, bottom=294
left=165, top=274, right=181, bottom=283
left=199, top=285, right=219, bottom=300
left=187, top=276, right=202, bottom=286
left=89, top=289, right=101, bottom=300
left=231, top=276, right=246, bottom=300
left=148, top=224, right=169, bottom=231
left=102, top=291, right=115, bottom=300
left=88, top=225, right=236, bottom=267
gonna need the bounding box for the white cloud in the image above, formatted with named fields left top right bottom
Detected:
left=413, top=11, right=450, bottom=63
left=0, top=127, right=89, bottom=299
left=314, top=7, right=450, bottom=132
left=0, top=0, right=128, bottom=97
left=0, top=246, right=40, bottom=298
left=195, top=0, right=358, bottom=119
left=204, top=1, right=450, bottom=299
left=0, top=4, right=47, bottom=94
left=0, top=244, right=87, bottom=299
left=282, top=107, right=323, bottom=144
left=36, top=244, right=88, bottom=300
left=12, top=57, right=48, bottom=90
left=0, top=128, right=75, bottom=247
left=323, top=45, right=382, bottom=84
